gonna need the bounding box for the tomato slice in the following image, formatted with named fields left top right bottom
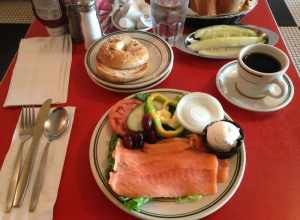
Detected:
left=108, top=99, right=142, bottom=136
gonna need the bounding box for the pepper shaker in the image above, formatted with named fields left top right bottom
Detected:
left=65, top=3, right=83, bottom=43
left=78, top=0, right=103, bottom=49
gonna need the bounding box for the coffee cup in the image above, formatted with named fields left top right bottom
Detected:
left=236, top=44, right=289, bottom=99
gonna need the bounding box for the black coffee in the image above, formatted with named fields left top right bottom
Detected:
left=242, top=52, right=282, bottom=73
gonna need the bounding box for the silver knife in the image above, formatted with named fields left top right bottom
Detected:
left=13, top=99, right=52, bottom=207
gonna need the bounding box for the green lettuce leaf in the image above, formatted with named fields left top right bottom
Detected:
left=176, top=195, right=202, bottom=204
left=120, top=197, right=151, bottom=212
left=105, top=133, right=118, bottom=178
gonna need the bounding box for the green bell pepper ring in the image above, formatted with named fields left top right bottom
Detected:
left=145, top=93, right=184, bottom=138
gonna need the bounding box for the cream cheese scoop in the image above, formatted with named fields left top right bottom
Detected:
left=206, top=121, right=240, bottom=150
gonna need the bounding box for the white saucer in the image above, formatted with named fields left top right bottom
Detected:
left=216, top=61, right=294, bottom=112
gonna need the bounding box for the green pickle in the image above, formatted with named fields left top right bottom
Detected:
left=188, top=25, right=267, bottom=57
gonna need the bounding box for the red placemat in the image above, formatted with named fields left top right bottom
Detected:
left=0, top=0, right=300, bottom=219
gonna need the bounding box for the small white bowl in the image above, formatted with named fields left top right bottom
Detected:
left=175, top=92, right=225, bottom=133
left=111, top=9, right=152, bottom=31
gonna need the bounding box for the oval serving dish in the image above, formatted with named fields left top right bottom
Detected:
left=176, top=25, right=279, bottom=59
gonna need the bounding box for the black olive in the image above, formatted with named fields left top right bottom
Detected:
left=123, top=134, right=133, bottom=149
left=144, top=129, right=158, bottom=144
left=132, top=133, right=144, bottom=149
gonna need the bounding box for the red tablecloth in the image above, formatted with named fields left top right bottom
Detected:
left=1, top=0, right=300, bottom=219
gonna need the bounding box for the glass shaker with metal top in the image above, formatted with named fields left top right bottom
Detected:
left=65, top=2, right=83, bottom=43
left=78, top=0, right=103, bottom=49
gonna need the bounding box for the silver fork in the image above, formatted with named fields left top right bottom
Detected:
left=5, top=107, right=35, bottom=212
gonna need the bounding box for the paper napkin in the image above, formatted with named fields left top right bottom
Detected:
left=0, top=107, right=75, bottom=220
left=4, top=35, right=72, bottom=107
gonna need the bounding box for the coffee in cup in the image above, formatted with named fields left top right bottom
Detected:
left=236, top=44, right=289, bottom=99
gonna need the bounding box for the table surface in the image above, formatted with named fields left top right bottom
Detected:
left=1, top=0, right=300, bottom=219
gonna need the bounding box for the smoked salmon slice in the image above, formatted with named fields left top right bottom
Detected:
left=143, top=138, right=192, bottom=154
left=218, top=159, right=230, bottom=183
left=109, top=140, right=220, bottom=198
left=143, top=134, right=204, bottom=154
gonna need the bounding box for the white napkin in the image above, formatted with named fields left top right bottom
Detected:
left=4, top=35, right=72, bottom=107
left=0, top=107, right=75, bottom=220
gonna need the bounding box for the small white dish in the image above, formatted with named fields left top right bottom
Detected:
left=216, top=61, right=294, bottom=112
left=175, top=92, right=225, bottom=133
left=112, top=9, right=152, bottom=31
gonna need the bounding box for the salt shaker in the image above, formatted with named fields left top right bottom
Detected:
left=78, top=0, right=103, bottom=49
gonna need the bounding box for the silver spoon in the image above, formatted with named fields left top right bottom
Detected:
left=29, top=107, right=69, bottom=212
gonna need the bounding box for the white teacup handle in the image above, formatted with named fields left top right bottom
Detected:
left=267, top=77, right=288, bottom=99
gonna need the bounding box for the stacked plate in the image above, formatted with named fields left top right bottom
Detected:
left=85, top=31, right=173, bottom=93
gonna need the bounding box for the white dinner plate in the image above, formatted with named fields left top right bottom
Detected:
left=87, top=67, right=171, bottom=93
left=175, top=25, right=279, bottom=59
left=86, top=59, right=173, bottom=91
left=85, top=31, right=173, bottom=89
left=89, top=89, right=246, bottom=220
left=216, top=61, right=294, bottom=112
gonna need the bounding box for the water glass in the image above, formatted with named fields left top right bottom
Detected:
left=150, top=0, right=189, bottom=46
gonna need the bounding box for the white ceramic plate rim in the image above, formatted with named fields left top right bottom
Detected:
left=87, top=68, right=171, bottom=93
left=89, top=88, right=246, bottom=220
left=84, top=31, right=173, bottom=89
left=175, top=25, right=279, bottom=59
left=86, top=59, right=173, bottom=90
left=216, top=61, right=295, bottom=112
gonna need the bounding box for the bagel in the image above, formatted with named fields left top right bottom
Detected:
left=95, top=60, right=149, bottom=83
left=97, top=35, right=149, bottom=70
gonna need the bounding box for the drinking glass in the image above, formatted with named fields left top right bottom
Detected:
left=150, top=0, right=189, bottom=46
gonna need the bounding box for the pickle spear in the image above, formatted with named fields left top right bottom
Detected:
left=188, top=36, right=266, bottom=51
left=197, top=48, right=241, bottom=58
left=194, top=25, right=258, bottom=40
